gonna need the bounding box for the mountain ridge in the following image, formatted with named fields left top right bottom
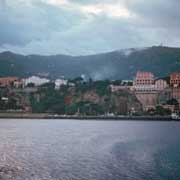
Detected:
left=0, top=46, right=180, bottom=80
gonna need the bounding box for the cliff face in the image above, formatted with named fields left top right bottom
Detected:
left=110, top=90, right=142, bottom=115
left=72, top=89, right=142, bottom=115
left=0, top=80, right=142, bottom=115
left=30, top=84, right=142, bottom=115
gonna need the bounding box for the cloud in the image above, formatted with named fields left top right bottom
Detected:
left=125, top=0, right=180, bottom=46
left=0, top=0, right=84, bottom=46
left=0, top=0, right=180, bottom=55
left=80, top=3, right=133, bottom=18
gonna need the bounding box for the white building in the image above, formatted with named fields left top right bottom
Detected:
left=155, top=79, right=168, bottom=91
left=133, top=84, right=156, bottom=92
left=23, top=76, right=50, bottom=86
left=110, top=85, right=133, bottom=92
left=55, top=79, right=68, bottom=90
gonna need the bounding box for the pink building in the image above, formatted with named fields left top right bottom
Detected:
left=133, top=71, right=154, bottom=86
left=133, top=71, right=155, bottom=91
left=170, top=73, right=180, bottom=87
left=133, top=71, right=169, bottom=92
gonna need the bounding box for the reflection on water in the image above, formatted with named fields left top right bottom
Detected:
left=0, top=120, right=179, bottom=180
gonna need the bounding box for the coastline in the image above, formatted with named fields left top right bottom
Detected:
left=0, top=113, right=175, bottom=121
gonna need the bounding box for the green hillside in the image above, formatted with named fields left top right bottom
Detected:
left=0, top=46, right=180, bottom=79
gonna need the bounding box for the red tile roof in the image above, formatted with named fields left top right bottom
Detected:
left=0, top=77, right=19, bottom=86
left=136, top=71, right=154, bottom=79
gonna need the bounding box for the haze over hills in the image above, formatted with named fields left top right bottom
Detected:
left=0, top=46, right=180, bottom=80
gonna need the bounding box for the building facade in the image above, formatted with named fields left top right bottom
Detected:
left=133, top=72, right=168, bottom=92
left=133, top=71, right=154, bottom=86
left=110, top=85, right=132, bottom=92
left=133, top=71, right=155, bottom=91
left=133, top=71, right=170, bottom=111
left=0, top=77, right=19, bottom=87
left=155, top=79, right=168, bottom=91
left=23, top=76, right=50, bottom=87
left=170, top=73, right=180, bottom=87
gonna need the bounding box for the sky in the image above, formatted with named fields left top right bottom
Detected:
left=0, top=0, right=180, bottom=55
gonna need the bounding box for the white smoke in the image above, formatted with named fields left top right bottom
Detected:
left=91, top=66, right=116, bottom=80
left=119, top=47, right=149, bottom=57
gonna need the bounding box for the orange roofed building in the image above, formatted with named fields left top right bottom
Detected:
left=0, top=77, right=19, bottom=87
left=170, top=73, right=180, bottom=87
left=170, top=73, right=180, bottom=103
left=133, top=71, right=154, bottom=86
left=133, top=71, right=155, bottom=91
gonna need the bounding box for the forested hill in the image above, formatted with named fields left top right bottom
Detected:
left=0, top=46, right=180, bottom=80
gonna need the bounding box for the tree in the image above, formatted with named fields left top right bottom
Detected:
left=166, top=98, right=179, bottom=106
left=27, top=83, right=35, bottom=87
left=155, top=106, right=171, bottom=116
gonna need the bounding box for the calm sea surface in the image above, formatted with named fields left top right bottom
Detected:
left=0, top=119, right=180, bottom=180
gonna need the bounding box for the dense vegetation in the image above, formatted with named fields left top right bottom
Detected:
left=30, top=80, right=142, bottom=115
left=0, top=88, right=22, bottom=110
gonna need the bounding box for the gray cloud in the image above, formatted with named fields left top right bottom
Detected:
left=125, top=0, right=180, bottom=46
left=0, top=0, right=84, bottom=46
left=0, top=0, right=180, bottom=55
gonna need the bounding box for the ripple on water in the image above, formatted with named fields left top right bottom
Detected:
left=0, top=120, right=180, bottom=180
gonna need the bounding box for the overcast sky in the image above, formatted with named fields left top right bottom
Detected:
left=0, top=0, right=180, bottom=55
